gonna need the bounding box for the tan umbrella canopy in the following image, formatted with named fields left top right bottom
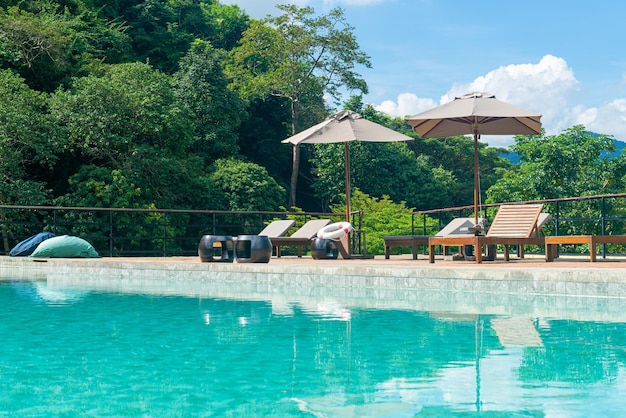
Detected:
left=282, top=110, right=412, bottom=222
left=407, top=92, right=542, bottom=229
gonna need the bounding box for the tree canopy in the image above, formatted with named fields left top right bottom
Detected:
left=227, top=4, right=371, bottom=208
left=486, top=126, right=626, bottom=203
left=0, top=0, right=623, bottom=231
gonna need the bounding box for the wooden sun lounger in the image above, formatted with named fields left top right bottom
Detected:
left=429, top=204, right=546, bottom=264
left=383, top=235, right=429, bottom=260
left=545, top=235, right=626, bottom=262
left=383, top=218, right=486, bottom=260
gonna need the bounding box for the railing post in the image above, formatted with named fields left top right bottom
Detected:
left=601, top=197, right=607, bottom=258
left=162, top=211, right=167, bottom=257
left=554, top=201, right=560, bottom=236
left=109, top=210, right=113, bottom=257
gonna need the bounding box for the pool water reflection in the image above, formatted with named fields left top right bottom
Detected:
left=1, top=280, right=626, bottom=417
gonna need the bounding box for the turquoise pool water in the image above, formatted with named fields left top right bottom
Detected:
left=2, top=280, right=626, bottom=417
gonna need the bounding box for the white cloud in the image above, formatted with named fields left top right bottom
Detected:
left=375, top=93, right=436, bottom=117
left=585, top=99, right=626, bottom=139
left=374, top=54, right=626, bottom=146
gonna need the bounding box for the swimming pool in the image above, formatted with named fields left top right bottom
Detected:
left=2, top=279, right=626, bottom=417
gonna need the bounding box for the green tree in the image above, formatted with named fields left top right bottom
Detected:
left=227, top=4, right=371, bottom=208
left=236, top=95, right=291, bottom=179
left=486, top=126, right=626, bottom=236
left=173, top=40, right=243, bottom=164
left=49, top=62, right=208, bottom=208
left=487, top=126, right=625, bottom=203
left=0, top=69, right=60, bottom=205
left=310, top=105, right=455, bottom=211
left=311, top=142, right=454, bottom=211
left=120, top=0, right=193, bottom=74
left=50, top=62, right=192, bottom=165
left=200, top=1, right=250, bottom=51
left=409, top=135, right=513, bottom=210
left=210, top=158, right=286, bottom=211
left=0, top=2, right=130, bottom=92
left=329, top=189, right=433, bottom=255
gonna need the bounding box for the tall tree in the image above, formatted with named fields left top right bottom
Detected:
left=227, top=4, right=371, bottom=208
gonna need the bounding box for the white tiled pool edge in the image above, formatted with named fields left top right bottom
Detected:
left=2, top=256, right=626, bottom=322
left=1, top=255, right=625, bottom=299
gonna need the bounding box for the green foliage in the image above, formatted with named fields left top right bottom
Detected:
left=331, top=189, right=425, bottom=255
left=228, top=4, right=370, bottom=106
left=47, top=62, right=228, bottom=209
left=227, top=4, right=371, bottom=207
left=210, top=158, right=286, bottom=211
left=58, top=165, right=143, bottom=208
left=173, top=40, right=243, bottom=163
left=487, top=126, right=624, bottom=203
left=0, top=2, right=131, bottom=92
left=199, top=2, right=251, bottom=51
left=0, top=69, right=60, bottom=205
left=50, top=62, right=193, bottom=164
left=52, top=165, right=206, bottom=254
left=236, top=96, right=293, bottom=183
left=92, top=0, right=250, bottom=74
left=310, top=106, right=455, bottom=211
left=486, top=125, right=626, bottom=237
left=408, top=134, right=513, bottom=210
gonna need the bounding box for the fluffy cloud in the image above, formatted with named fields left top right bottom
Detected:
left=375, top=55, right=626, bottom=147
left=376, top=93, right=436, bottom=118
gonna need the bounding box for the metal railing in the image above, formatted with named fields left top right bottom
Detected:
left=0, top=205, right=370, bottom=257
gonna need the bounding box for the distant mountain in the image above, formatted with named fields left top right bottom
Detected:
left=608, top=139, right=626, bottom=157
left=499, top=138, right=626, bottom=164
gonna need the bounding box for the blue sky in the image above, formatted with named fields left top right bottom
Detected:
left=222, top=0, right=626, bottom=147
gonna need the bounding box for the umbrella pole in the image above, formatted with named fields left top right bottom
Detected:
left=344, top=142, right=351, bottom=223
left=473, top=132, right=480, bottom=229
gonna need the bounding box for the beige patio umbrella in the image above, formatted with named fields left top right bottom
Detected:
left=282, top=110, right=412, bottom=222
left=407, top=92, right=542, bottom=230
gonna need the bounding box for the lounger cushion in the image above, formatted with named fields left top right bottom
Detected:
left=29, top=235, right=101, bottom=258
left=9, top=232, right=56, bottom=257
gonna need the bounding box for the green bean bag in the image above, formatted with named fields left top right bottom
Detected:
left=29, top=235, right=101, bottom=258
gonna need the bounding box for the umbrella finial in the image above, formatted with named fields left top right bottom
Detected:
left=332, top=109, right=362, bottom=122
left=457, top=92, right=496, bottom=100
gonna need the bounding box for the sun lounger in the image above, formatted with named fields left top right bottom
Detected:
left=231, top=219, right=296, bottom=243
left=383, top=217, right=486, bottom=260
left=270, top=219, right=331, bottom=257
left=545, top=234, right=626, bottom=262
left=429, top=204, right=546, bottom=263
left=257, top=219, right=296, bottom=238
